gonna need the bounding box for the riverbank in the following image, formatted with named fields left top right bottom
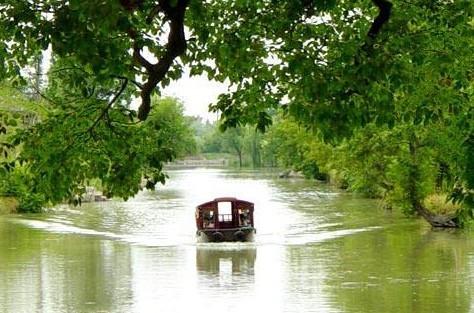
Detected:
left=0, top=197, right=18, bottom=214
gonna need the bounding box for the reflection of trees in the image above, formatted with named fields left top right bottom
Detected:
left=0, top=220, right=133, bottom=313
left=325, top=226, right=474, bottom=313
left=196, top=248, right=256, bottom=275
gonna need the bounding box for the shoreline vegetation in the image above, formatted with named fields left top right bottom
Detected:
left=0, top=159, right=466, bottom=229
left=2, top=163, right=461, bottom=226
left=0, top=197, right=18, bottom=214
left=167, top=153, right=467, bottom=228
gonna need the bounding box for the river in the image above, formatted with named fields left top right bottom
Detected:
left=1, top=168, right=473, bottom=313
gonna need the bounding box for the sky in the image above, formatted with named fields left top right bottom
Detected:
left=162, top=72, right=228, bottom=122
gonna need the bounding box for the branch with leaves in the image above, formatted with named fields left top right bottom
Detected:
left=126, top=0, right=189, bottom=120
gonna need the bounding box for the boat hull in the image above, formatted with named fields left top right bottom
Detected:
left=196, top=227, right=256, bottom=243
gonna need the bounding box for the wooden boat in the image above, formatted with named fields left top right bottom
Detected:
left=195, top=197, right=256, bottom=242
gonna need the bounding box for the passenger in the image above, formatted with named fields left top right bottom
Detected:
left=240, top=212, right=248, bottom=226
left=204, top=211, right=213, bottom=227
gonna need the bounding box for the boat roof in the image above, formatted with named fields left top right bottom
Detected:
left=196, top=197, right=254, bottom=209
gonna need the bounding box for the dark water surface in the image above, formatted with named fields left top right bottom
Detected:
left=1, top=168, right=473, bottom=313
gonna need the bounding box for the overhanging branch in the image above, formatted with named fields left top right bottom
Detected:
left=356, top=0, right=393, bottom=61
left=87, top=78, right=128, bottom=136
left=125, top=0, right=189, bottom=121
left=367, top=0, right=392, bottom=40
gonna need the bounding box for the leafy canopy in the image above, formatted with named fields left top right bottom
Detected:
left=1, top=0, right=399, bottom=125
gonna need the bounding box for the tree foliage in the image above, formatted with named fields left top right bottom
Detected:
left=261, top=116, right=332, bottom=179
left=1, top=1, right=471, bottom=133
left=0, top=0, right=411, bottom=124
left=1, top=83, right=195, bottom=210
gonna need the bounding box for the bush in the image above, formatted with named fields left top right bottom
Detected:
left=424, top=193, right=461, bottom=215
left=0, top=168, right=45, bottom=213
left=17, top=192, right=45, bottom=213
left=0, top=197, right=19, bottom=214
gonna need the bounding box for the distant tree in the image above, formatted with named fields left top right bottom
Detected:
left=220, top=126, right=245, bottom=168
left=262, top=116, right=332, bottom=180
left=247, top=129, right=262, bottom=168
left=146, top=97, right=197, bottom=158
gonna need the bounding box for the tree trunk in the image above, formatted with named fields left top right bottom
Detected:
left=251, top=132, right=261, bottom=168
left=416, top=204, right=458, bottom=228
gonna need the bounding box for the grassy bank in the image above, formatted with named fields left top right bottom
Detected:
left=0, top=197, right=18, bottom=214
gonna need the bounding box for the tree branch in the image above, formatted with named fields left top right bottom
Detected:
left=132, top=42, right=154, bottom=73
left=146, top=4, right=162, bottom=24
left=87, top=78, right=128, bottom=136
left=355, top=0, right=392, bottom=63
left=133, top=0, right=189, bottom=121
left=112, top=75, right=143, bottom=88
left=367, top=0, right=392, bottom=40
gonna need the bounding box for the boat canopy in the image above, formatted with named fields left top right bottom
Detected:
left=195, top=197, right=254, bottom=230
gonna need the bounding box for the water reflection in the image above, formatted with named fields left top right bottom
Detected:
left=324, top=227, right=474, bottom=313
left=196, top=246, right=256, bottom=275
left=0, top=219, right=134, bottom=313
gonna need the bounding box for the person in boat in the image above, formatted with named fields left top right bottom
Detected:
left=239, top=211, right=249, bottom=226
left=203, top=211, right=214, bottom=227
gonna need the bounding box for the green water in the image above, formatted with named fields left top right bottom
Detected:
left=1, top=168, right=473, bottom=313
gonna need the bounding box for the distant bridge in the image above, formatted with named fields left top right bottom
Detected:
left=166, top=158, right=229, bottom=167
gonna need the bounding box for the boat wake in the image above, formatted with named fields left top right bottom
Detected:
left=280, top=226, right=382, bottom=245
left=8, top=217, right=381, bottom=248
left=8, top=217, right=194, bottom=247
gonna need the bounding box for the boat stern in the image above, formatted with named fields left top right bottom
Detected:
left=196, top=227, right=256, bottom=243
